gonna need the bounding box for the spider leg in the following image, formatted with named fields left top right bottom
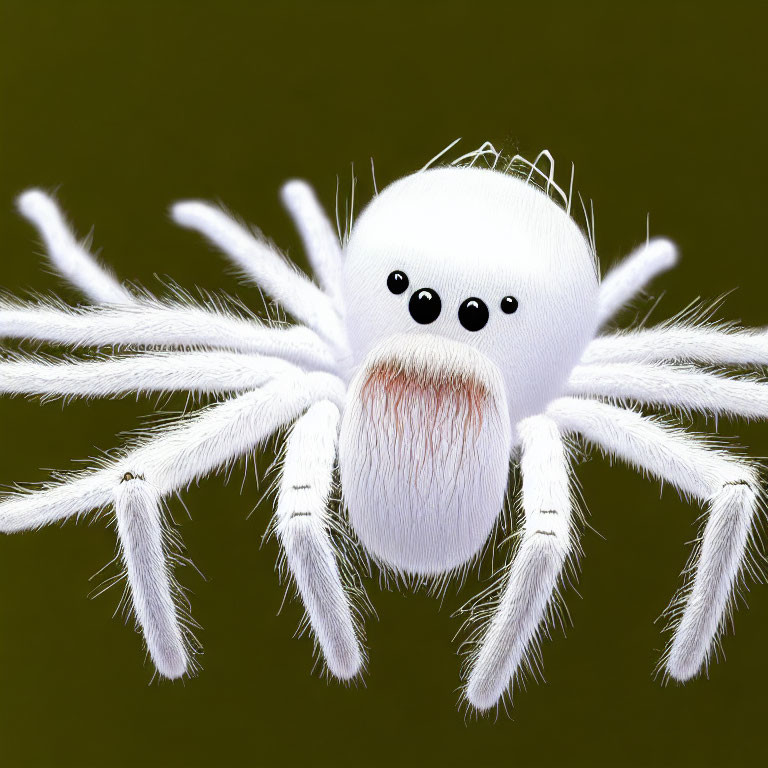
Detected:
left=0, top=371, right=345, bottom=532
left=276, top=400, right=363, bottom=680
left=0, top=301, right=337, bottom=371
left=465, top=414, right=571, bottom=711
left=115, top=474, right=187, bottom=678
left=597, top=238, right=678, bottom=328
left=548, top=397, right=759, bottom=682
left=12, top=190, right=347, bottom=371
left=0, top=371, right=343, bottom=677
left=171, top=202, right=347, bottom=352
left=280, top=180, right=344, bottom=308
left=0, top=351, right=301, bottom=400
left=17, top=189, right=134, bottom=305
left=568, top=362, right=768, bottom=420
left=582, top=325, right=768, bottom=367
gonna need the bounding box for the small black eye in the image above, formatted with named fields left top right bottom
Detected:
left=387, top=270, right=409, bottom=295
left=409, top=288, right=442, bottom=324
left=501, top=295, right=519, bottom=314
left=458, top=297, right=489, bottom=332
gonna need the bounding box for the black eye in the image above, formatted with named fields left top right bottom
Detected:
left=458, top=297, right=489, bottom=331
left=387, top=270, right=409, bottom=295
left=501, top=295, right=519, bottom=314
left=408, top=288, right=442, bottom=324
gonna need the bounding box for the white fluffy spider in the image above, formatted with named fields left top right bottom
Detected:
left=1, top=144, right=764, bottom=713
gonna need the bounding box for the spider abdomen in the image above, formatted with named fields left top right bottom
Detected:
left=339, top=334, right=512, bottom=576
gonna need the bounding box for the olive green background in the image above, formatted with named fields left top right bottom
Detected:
left=1, top=1, right=767, bottom=766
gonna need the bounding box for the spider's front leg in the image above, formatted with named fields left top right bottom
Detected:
left=275, top=401, right=363, bottom=680
left=549, top=397, right=759, bottom=682
left=115, top=474, right=188, bottom=678
left=0, top=372, right=346, bottom=678
left=465, top=414, right=573, bottom=711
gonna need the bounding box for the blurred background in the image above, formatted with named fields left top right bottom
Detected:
left=1, top=1, right=767, bottom=766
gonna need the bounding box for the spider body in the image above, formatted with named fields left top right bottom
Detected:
left=340, top=167, right=597, bottom=575
left=0, top=145, right=765, bottom=712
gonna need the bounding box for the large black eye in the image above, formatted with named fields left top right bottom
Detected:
left=501, top=295, right=519, bottom=314
left=387, top=270, right=409, bottom=294
left=458, top=297, right=489, bottom=331
left=408, top=288, right=442, bottom=324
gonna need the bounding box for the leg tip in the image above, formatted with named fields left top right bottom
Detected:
left=665, top=647, right=704, bottom=683
left=326, top=648, right=364, bottom=681
left=464, top=677, right=504, bottom=713
left=153, top=649, right=189, bottom=680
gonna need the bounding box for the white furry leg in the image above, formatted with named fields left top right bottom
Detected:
left=0, top=372, right=345, bottom=532
left=567, top=362, right=768, bottom=420
left=581, top=326, right=768, bottom=367
left=0, top=351, right=302, bottom=400
left=667, top=480, right=757, bottom=680
left=171, top=201, right=347, bottom=351
left=0, top=302, right=338, bottom=371
left=466, top=415, right=571, bottom=711
left=596, top=238, right=677, bottom=327
left=281, top=180, right=344, bottom=306
left=276, top=401, right=362, bottom=680
left=115, top=475, right=187, bottom=679
left=17, top=189, right=133, bottom=304
left=548, top=397, right=759, bottom=682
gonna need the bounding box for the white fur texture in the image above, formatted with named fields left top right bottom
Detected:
left=0, top=351, right=300, bottom=399
left=568, top=362, right=768, bottom=420
left=0, top=300, right=337, bottom=371
left=466, top=414, right=571, bottom=710
left=1, top=152, right=764, bottom=709
left=582, top=325, right=768, bottom=366
left=17, top=189, right=133, bottom=304
left=276, top=401, right=362, bottom=679
left=171, top=201, right=348, bottom=353
left=0, top=372, right=345, bottom=532
left=281, top=180, right=345, bottom=306
left=115, top=476, right=188, bottom=679
left=339, top=333, right=511, bottom=575
left=597, top=238, right=677, bottom=327
left=548, top=397, right=758, bottom=681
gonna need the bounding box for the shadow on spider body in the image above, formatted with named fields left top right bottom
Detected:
left=0, top=142, right=764, bottom=713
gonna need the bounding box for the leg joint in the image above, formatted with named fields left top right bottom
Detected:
left=121, top=472, right=145, bottom=483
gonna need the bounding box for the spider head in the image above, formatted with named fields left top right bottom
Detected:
left=343, top=165, right=599, bottom=426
